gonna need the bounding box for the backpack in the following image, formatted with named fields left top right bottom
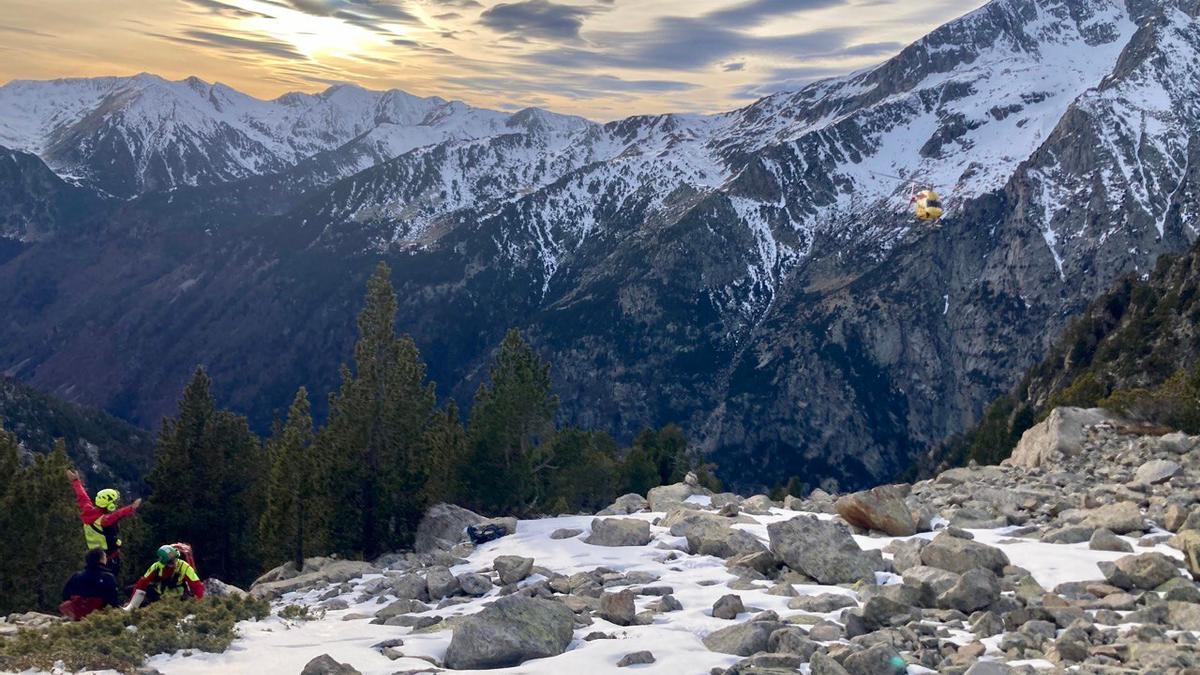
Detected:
left=466, top=523, right=508, bottom=545
left=169, top=542, right=197, bottom=570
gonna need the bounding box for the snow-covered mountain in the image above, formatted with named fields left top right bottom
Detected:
left=0, top=73, right=589, bottom=199
left=0, top=0, right=1197, bottom=490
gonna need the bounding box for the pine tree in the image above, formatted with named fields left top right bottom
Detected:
left=321, top=263, right=436, bottom=558
left=260, top=388, right=329, bottom=570
left=540, top=428, right=620, bottom=512
left=26, top=442, right=80, bottom=611
left=143, top=368, right=266, bottom=585
left=0, top=440, right=79, bottom=613
left=621, top=446, right=659, bottom=497
left=463, top=329, right=559, bottom=514
left=423, top=401, right=467, bottom=505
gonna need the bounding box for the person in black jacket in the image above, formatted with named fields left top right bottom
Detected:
left=60, top=548, right=120, bottom=620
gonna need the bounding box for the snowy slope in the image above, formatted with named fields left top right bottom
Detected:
left=297, top=0, right=1184, bottom=296
left=143, top=505, right=1183, bottom=675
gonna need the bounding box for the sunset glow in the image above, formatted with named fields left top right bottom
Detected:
left=1, top=0, right=988, bottom=118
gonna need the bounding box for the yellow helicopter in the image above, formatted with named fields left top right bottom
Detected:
left=870, top=170, right=945, bottom=222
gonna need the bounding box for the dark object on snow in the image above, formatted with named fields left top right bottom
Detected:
left=60, top=548, right=119, bottom=620
left=468, top=523, right=509, bottom=545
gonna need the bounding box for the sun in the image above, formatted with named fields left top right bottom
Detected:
left=240, top=5, right=390, bottom=59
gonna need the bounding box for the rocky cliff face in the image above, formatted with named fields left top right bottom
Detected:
left=0, top=0, right=1197, bottom=490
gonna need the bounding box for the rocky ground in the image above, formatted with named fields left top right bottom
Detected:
left=131, top=406, right=1200, bottom=674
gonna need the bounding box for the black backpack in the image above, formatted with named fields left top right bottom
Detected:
left=466, top=523, right=508, bottom=545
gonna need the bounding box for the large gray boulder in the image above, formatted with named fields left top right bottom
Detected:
left=1099, top=552, right=1180, bottom=590
left=1135, top=459, right=1182, bottom=485
left=301, top=655, right=360, bottom=675
left=919, top=532, right=1009, bottom=574
left=415, top=503, right=483, bottom=553
left=585, top=518, right=652, bottom=547
left=426, top=565, right=460, bottom=600
left=834, top=485, right=918, bottom=536
left=600, top=589, right=636, bottom=626
left=597, top=493, right=649, bottom=516
left=669, top=512, right=767, bottom=558
left=458, top=572, right=494, bottom=597
left=647, top=482, right=702, bottom=511
left=937, top=568, right=1000, bottom=613
left=702, top=619, right=786, bottom=656
left=1009, top=407, right=1112, bottom=468
left=443, top=595, right=575, bottom=670
left=250, top=560, right=379, bottom=600
left=902, top=566, right=960, bottom=607
left=494, top=555, right=535, bottom=585
left=1081, top=502, right=1144, bottom=535
left=767, top=516, right=882, bottom=584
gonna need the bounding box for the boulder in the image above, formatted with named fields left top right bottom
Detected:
left=598, top=493, right=649, bottom=516
left=919, top=532, right=1009, bottom=574
left=616, top=651, right=656, bottom=667
left=902, top=566, right=960, bottom=606
left=494, top=555, right=535, bottom=585
left=702, top=620, right=785, bottom=656
left=809, top=652, right=851, bottom=675
left=937, top=568, right=1000, bottom=613
left=300, top=655, right=361, bottom=675
left=443, top=595, right=574, bottom=669
left=768, top=627, right=819, bottom=659
left=712, top=594, right=745, bottom=620
left=415, top=503, right=482, bottom=553
left=550, top=528, right=583, bottom=540
left=1009, top=407, right=1111, bottom=468
left=459, top=573, right=494, bottom=597
left=250, top=560, right=379, bottom=600
left=1081, top=501, right=1144, bottom=534
left=1089, top=528, right=1133, bottom=553
left=426, top=565, right=460, bottom=600
left=1099, top=552, right=1180, bottom=590
left=600, top=590, right=637, bottom=626
left=667, top=512, right=765, bottom=558
left=203, top=578, right=248, bottom=599
left=834, top=485, right=918, bottom=536
left=585, top=518, right=652, bottom=547
left=767, top=516, right=882, bottom=584
left=647, top=483, right=700, bottom=511
left=787, top=593, right=857, bottom=613
left=390, top=573, right=431, bottom=601
left=741, top=495, right=779, bottom=514
left=843, top=643, right=904, bottom=675
left=375, top=598, right=430, bottom=620
left=1135, top=459, right=1182, bottom=485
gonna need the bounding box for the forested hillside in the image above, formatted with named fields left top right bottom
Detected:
left=932, top=229, right=1200, bottom=470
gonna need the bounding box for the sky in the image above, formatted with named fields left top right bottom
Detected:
left=0, top=0, right=988, bottom=120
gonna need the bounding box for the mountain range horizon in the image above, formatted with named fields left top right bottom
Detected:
left=1, top=0, right=1197, bottom=493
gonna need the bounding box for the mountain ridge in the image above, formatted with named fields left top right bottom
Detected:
left=0, top=0, right=1196, bottom=490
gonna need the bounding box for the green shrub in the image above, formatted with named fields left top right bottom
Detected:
left=1101, top=364, right=1200, bottom=434
left=277, top=603, right=324, bottom=622
left=0, top=595, right=269, bottom=672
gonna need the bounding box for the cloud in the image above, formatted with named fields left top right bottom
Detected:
left=527, top=17, right=854, bottom=71
left=390, top=38, right=453, bottom=54
left=722, top=61, right=745, bottom=72
left=273, top=0, right=422, bottom=34
left=0, top=24, right=57, bottom=38
left=151, top=28, right=310, bottom=61
left=181, top=0, right=275, bottom=19
left=479, top=0, right=597, bottom=41
left=706, top=0, right=848, bottom=28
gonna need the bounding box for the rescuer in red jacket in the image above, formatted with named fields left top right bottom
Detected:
left=66, top=468, right=141, bottom=577
left=125, top=544, right=206, bottom=610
